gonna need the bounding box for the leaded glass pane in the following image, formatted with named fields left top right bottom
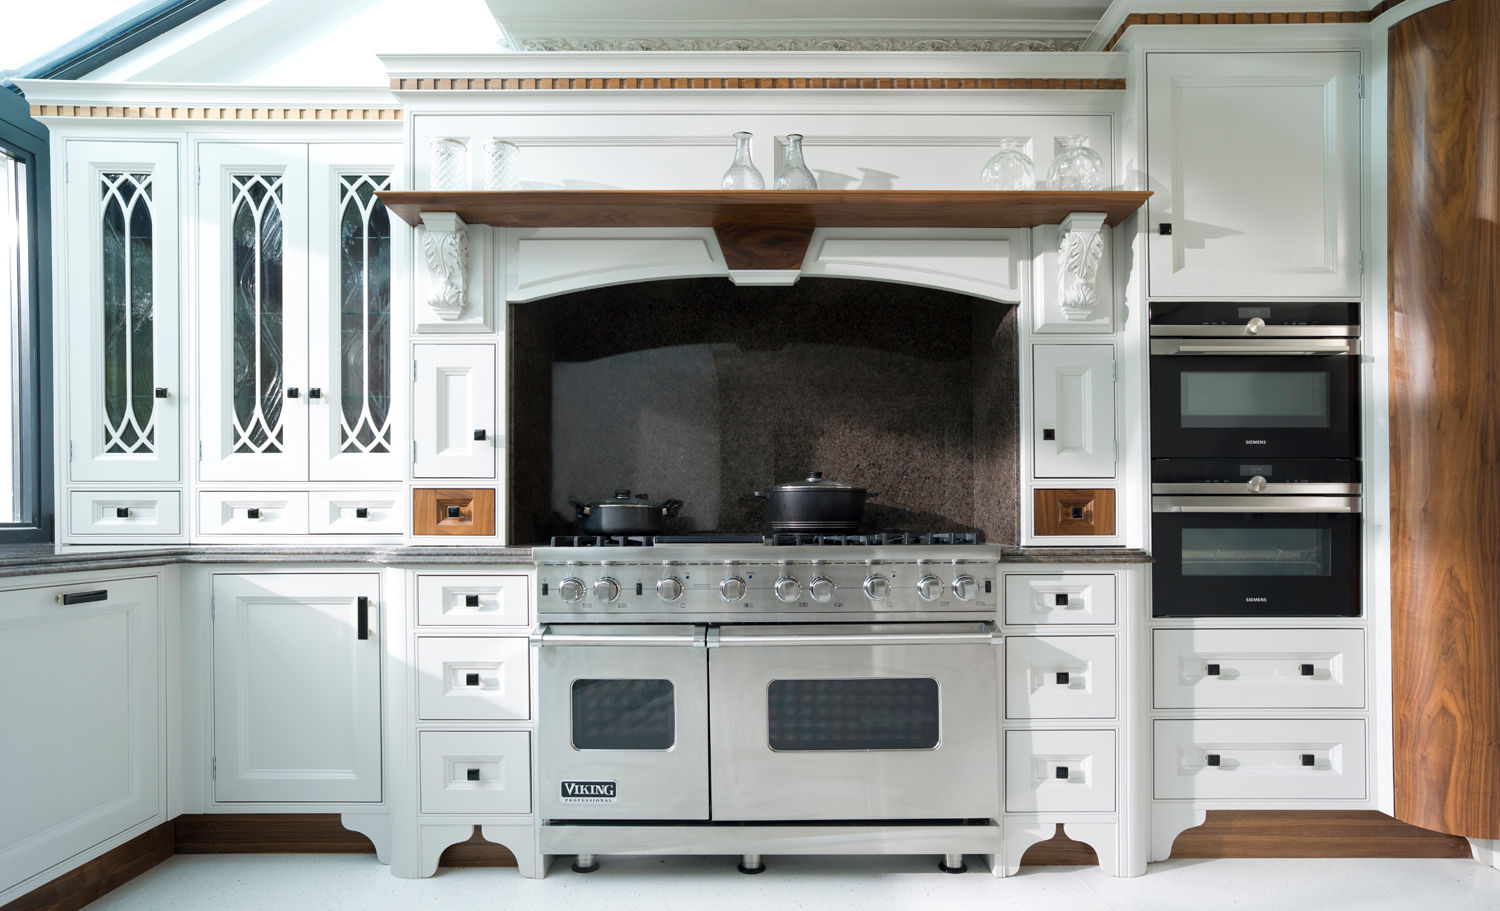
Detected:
left=337, top=174, right=392, bottom=454
left=99, top=172, right=154, bottom=454
left=230, top=175, right=285, bottom=454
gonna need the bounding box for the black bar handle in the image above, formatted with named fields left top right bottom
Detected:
left=59, top=589, right=108, bottom=605
left=357, top=596, right=370, bottom=640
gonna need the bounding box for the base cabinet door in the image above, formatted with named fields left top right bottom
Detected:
left=0, top=578, right=159, bottom=894
left=1033, top=345, right=1115, bottom=479
left=212, top=573, right=381, bottom=803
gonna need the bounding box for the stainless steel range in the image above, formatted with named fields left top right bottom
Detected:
left=531, top=533, right=1003, bottom=874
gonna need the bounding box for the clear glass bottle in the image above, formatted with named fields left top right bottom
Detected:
left=979, top=137, right=1036, bottom=190
left=720, top=132, right=765, bottom=190
left=1046, top=135, right=1107, bottom=190
left=775, top=134, right=818, bottom=190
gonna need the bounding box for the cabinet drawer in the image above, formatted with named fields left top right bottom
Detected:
left=69, top=490, right=181, bottom=536
left=308, top=490, right=404, bottom=534
left=417, top=575, right=530, bottom=627
left=199, top=491, right=309, bottom=535
left=1154, top=629, right=1365, bottom=709
left=417, top=637, right=529, bottom=721
left=1154, top=719, right=1366, bottom=801
left=413, top=488, right=496, bottom=537
left=1005, top=730, right=1116, bottom=813
left=1006, top=636, right=1116, bottom=719
left=1005, top=574, right=1116, bottom=625
left=419, top=731, right=531, bottom=815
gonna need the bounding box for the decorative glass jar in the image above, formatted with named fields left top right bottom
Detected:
left=979, top=137, right=1036, bottom=190
left=775, top=134, right=818, bottom=190
left=1046, top=135, right=1106, bottom=190
left=481, top=138, right=520, bottom=190
left=720, top=132, right=765, bottom=190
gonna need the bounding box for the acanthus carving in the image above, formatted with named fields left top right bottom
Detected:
left=421, top=212, right=469, bottom=321
left=1057, top=213, right=1107, bottom=321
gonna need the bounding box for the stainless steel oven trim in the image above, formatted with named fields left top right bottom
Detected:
left=711, top=622, right=999, bottom=648
left=1151, top=338, right=1360, bottom=356
left=1152, top=482, right=1362, bottom=496
left=1152, top=495, right=1360, bottom=514
left=1150, top=324, right=1359, bottom=338
left=534, top=625, right=706, bottom=648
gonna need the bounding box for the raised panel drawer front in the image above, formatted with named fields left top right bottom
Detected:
left=1005, top=730, right=1116, bottom=813
left=1154, top=628, right=1366, bottom=710
left=417, top=637, right=530, bottom=721
left=308, top=490, right=404, bottom=535
left=1006, top=636, right=1116, bottom=719
left=419, top=731, right=532, bottom=815
left=1005, top=574, right=1116, bottom=625
left=417, top=574, right=530, bottom=627
left=69, top=490, right=181, bottom=536
left=1154, top=719, right=1367, bottom=801
left=413, top=344, right=497, bottom=479
left=199, top=491, right=309, bottom=535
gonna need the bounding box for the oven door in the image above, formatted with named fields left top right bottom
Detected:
left=1149, top=342, right=1358, bottom=459
left=536, top=625, right=709, bottom=820
left=708, top=623, right=1000, bottom=821
left=1152, top=497, right=1360, bottom=617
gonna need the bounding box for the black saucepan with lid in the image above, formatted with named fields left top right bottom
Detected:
left=752, top=472, right=875, bottom=532
left=570, top=490, right=684, bottom=536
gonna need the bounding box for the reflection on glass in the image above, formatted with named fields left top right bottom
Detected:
left=230, top=174, right=285, bottom=454
left=100, top=172, right=155, bottom=453
left=337, top=174, right=392, bottom=455
left=768, top=678, right=940, bottom=751
left=1182, top=527, right=1331, bottom=576
left=572, top=679, right=675, bottom=750
left=1181, top=371, right=1330, bottom=428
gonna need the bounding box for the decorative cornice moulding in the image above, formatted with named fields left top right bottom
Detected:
left=518, top=37, right=1086, bottom=53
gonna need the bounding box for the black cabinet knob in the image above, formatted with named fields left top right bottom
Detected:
left=446, top=505, right=462, bottom=519
left=355, top=507, right=369, bottom=519
left=154, top=387, right=169, bottom=398
left=1206, top=663, right=1221, bottom=676
left=1301, top=754, right=1316, bottom=767
left=465, top=594, right=480, bottom=607
left=465, top=672, right=480, bottom=686
left=1070, top=506, right=1085, bottom=519
left=308, top=388, right=322, bottom=399
left=1159, top=222, right=1173, bottom=235
left=1300, top=663, right=1315, bottom=676
left=246, top=507, right=261, bottom=519
left=466, top=768, right=481, bottom=782
left=1055, top=671, right=1070, bottom=685
left=286, top=388, right=299, bottom=399
left=1042, top=428, right=1056, bottom=441
left=473, top=429, right=486, bottom=441
left=1206, top=753, right=1221, bottom=767
left=115, top=506, right=131, bottom=518
left=1055, top=766, right=1070, bottom=780
left=1054, top=593, right=1069, bottom=606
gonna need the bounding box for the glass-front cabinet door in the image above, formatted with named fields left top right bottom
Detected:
left=64, top=141, right=179, bottom=482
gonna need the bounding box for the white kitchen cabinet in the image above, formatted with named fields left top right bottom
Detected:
left=1032, top=345, right=1115, bottom=479
left=412, top=344, right=496, bottom=479
left=1006, top=730, right=1116, bottom=813
left=416, top=637, right=530, bottom=721
left=1146, top=51, right=1363, bottom=299
left=1153, top=628, right=1366, bottom=710
left=0, top=577, right=159, bottom=894
left=1154, top=719, right=1366, bottom=802
left=198, top=142, right=401, bottom=485
left=211, top=573, right=381, bottom=803
left=1006, top=635, right=1117, bottom=720
left=63, top=141, right=180, bottom=484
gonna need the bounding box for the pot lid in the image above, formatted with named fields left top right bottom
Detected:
left=583, top=489, right=656, bottom=507
left=771, top=471, right=863, bottom=491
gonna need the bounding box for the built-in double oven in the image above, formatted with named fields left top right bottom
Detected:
left=1149, top=303, right=1362, bottom=617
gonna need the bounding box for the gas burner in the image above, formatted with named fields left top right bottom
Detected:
left=769, top=531, right=984, bottom=546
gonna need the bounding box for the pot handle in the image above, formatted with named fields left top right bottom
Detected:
left=751, top=490, right=766, bottom=499
left=661, top=498, right=684, bottom=517
left=569, top=497, right=591, bottom=517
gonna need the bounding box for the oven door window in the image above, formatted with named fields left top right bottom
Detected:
left=1180, top=371, right=1330, bottom=428
left=766, top=678, right=939, bottom=751
left=572, top=679, right=675, bottom=750
left=1182, top=526, right=1332, bottom=576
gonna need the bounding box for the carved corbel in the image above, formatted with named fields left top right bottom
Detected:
left=421, top=212, right=469, bottom=321
left=1057, top=213, right=1108, bottom=321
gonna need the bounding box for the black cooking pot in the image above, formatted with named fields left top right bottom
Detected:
left=752, top=472, right=874, bottom=532
left=570, top=490, right=684, bottom=536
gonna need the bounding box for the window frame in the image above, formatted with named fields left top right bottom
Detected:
left=0, top=88, right=53, bottom=544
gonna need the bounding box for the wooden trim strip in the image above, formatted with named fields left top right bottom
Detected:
left=174, top=814, right=377, bottom=854
left=388, top=76, right=1126, bottom=91
left=1101, top=9, right=1378, bottom=51
left=30, top=105, right=403, bottom=120
left=0, top=822, right=174, bottom=911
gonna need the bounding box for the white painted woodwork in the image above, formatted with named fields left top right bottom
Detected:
left=308, top=144, right=404, bottom=482
left=308, top=490, right=405, bottom=535
left=68, top=490, right=182, bottom=536
left=64, top=141, right=180, bottom=484
left=415, top=637, right=530, bottom=721
left=1005, top=730, right=1117, bottom=813
left=198, top=143, right=310, bottom=483
left=1153, top=628, right=1366, bottom=710
left=198, top=490, right=310, bottom=536
left=418, top=732, right=532, bottom=815
left=0, top=578, right=159, bottom=893
left=800, top=229, right=1026, bottom=302
left=211, top=573, right=381, bottom=802
left=412, top=344, right=497, bottom=479
left=504, top=228, right=726, bottom=303
left=1146, top=51, right=1363, bottom=299
left=1031, top=223, right=1113, bottom=333
left=415, top=574, right=531, bottom=627
left=1004, top=573, right=1117, bottom=625
left=1006, top=635, right=1117, bottom=719
left=1153, top=719, right=1367, bottom=802
left=1032, top=344, right=1115, bottom=479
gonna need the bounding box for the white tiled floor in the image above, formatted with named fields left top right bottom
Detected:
left=84, top=854, right=1500, bottom=911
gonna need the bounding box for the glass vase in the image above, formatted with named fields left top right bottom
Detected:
left=481, top=138, right=520, bottom=190
left=979, top=137, right=1036, bottom=190
left=774, top=133, right=818, bottom=190
left=428, top=137, right=468, bottom=191
left=1046, top=135, right=1106, bottom=190
left=720, top=131, right=765, bottom=190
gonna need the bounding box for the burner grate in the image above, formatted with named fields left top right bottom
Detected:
left=548, top=535, right=655, bottom=547
left=769, top=531, right=984, bottom=546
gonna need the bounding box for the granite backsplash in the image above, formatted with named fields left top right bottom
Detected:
left=508, top=277, right=1019, bottom=544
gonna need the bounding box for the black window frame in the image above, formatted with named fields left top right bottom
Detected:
left=0, top=86, right=53, bottom=545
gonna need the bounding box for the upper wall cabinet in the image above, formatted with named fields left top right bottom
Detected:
left=198, top=143, right=401, bottom=483
left=1146, top=52, right=1362, bottom=299
left=64, top=141, right=179, bottom=483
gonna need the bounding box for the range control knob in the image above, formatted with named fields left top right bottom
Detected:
left=656, top=576, right=684, bottom=602
left=720, top=575, right=748, bottom=602
left=559, top=578, right=585, bottom=603
left=863, top=573, right=891, bottom=601
left=774, top=576, right=802, bottom=603
left=593, top=577, right=620, bottom=602
left=952, top=574, right=978, bottom=602
left=916, top=574, right=944, bottom=601
left=809, top=576, right=836, bottom=603
left=1247, top=474, right=1269, bottom=494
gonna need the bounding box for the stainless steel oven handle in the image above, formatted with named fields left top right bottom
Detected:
left=1152, top=482, right=1362, bottom=496
left=713, top=629, right=1000, bottom=648
left=1150, top=339, right=1358, bottom=356
left=1152, top=496, right=1360, bottom=514
left=532, top=626, right=706, bottom=647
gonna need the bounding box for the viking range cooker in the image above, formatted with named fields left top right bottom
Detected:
left=532, top=533, right=1001, bottom=874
